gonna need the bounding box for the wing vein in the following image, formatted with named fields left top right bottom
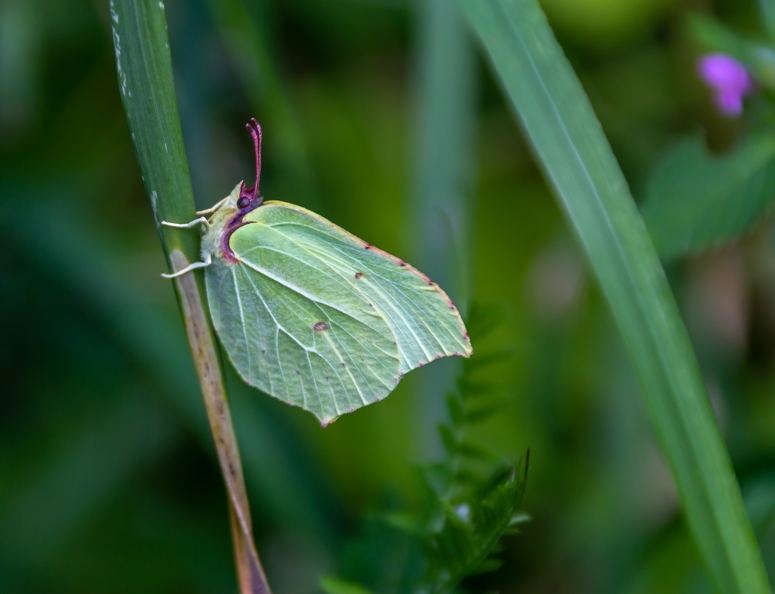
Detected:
left=231, top=267, right=252, bottom=379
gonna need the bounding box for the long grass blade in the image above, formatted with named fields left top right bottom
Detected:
left=109, top=1, right=271, bottom=592
left=459, top=1, right=771, bottom=592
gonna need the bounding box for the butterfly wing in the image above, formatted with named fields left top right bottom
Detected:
left=207, top=200, right=471, bottom=424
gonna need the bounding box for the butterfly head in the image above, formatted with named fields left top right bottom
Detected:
left=207, top=119, right=264, bottom=220
left=219, top=181, right=259, bottom=219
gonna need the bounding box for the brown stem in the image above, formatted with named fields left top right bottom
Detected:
left=170, top=249, right=271, bottom=594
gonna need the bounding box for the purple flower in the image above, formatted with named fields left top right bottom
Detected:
left=697, top=54, right=754, bottom=117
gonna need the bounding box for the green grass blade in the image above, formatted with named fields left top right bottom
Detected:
left=641, top=133, right=775, bottom=259
left=110, top=2, right=271, bottom=592
left=109, top=0, right=198, bottom=263
left=459, top=1, right=771, bottom=592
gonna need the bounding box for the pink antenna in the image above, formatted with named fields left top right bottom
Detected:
left=239, top=118, right=262, bottom=206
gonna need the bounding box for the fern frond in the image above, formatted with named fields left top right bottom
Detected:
left=419, top=304, right=529, bottom=592
left=423, top=458, right=528, bottom=594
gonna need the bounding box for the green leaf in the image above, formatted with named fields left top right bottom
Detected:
left=438, top=423, right=460, bottom=455
left=459, top=1, right=771, bottom=593
left=468, top=558, right=503, bottom=575
left=456, top=378, right=497, bottom=397
left=320, top=576, right=376, bottom=594
left=463, top=397, right=510, bottom=423
left=458, top=441, right=498, bottom=462
left=641, top=134, right=775, bottom=259
left=447, top=393, right=466, bottom=427
left=465, top=303, right=506, bottom=340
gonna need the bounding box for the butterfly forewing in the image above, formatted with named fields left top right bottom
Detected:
left=247, top=202, right=471, bottom=368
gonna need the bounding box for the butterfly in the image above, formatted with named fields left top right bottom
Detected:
left=163, top=119, right=472, bottom=425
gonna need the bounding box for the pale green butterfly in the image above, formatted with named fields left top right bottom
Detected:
left=163, top=119, right=472, bottom=425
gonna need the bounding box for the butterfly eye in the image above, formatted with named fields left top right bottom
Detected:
left=237, top=196, right=251, bottom=209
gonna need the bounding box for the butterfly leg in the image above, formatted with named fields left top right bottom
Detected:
left=161, top=216, right=211, bottom=230
left=196, top=197, right=228, bottom=215
left=161, top=252, right=213, bottom=279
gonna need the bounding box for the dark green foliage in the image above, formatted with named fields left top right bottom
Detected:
left=641, top=134, right=775, bottom=259
left=635, top=14, right=775, bottom=260
left=423, top=462, right=528, bottom=593
left=422, top=306, right=528, bottom=593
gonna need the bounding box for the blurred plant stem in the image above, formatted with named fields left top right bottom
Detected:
left=412, top=0, right=476, bottom=314
left=109, top=1, right=270, bottom=592
left=410, top=0, right=476, bottom=453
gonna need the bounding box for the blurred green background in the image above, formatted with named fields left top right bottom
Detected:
left=2, top=0, right=775, bottom=592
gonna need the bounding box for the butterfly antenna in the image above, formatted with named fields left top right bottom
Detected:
left=248, top=118, right=262, bottom=190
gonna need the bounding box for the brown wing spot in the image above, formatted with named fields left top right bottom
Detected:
left=398, top=260, right=406, bottom=267
left=313, top=321, right=328, bottom=331
left=355, top=272, right=364, bottom=279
